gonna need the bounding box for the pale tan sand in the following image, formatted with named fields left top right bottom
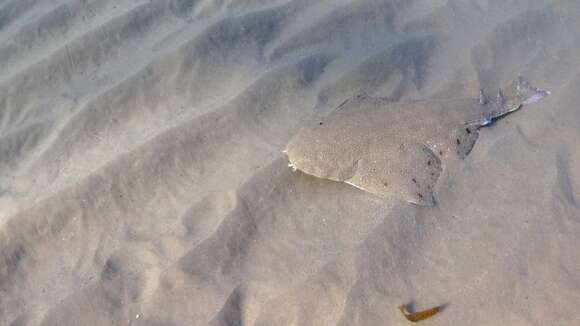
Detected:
left=0, top=1, right=579, bottom=325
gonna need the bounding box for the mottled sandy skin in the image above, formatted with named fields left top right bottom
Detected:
left=286, top=77, right=549, bottom=206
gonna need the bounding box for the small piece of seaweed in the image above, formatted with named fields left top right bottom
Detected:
left=398, top=304, right=441, bottom=322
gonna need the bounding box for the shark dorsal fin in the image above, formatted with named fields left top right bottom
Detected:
left=479, top=89, right=487, bottom=105
left=497, top=89, right=505, bottom=106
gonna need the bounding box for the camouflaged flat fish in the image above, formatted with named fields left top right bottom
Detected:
left=285, top=77, right=550, bottom=206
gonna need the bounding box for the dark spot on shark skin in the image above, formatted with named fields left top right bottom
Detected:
left=427, top=160, right=431, bottom=166
left=466, top=128, right=471, bottom=134
left=417, top=193, right=424, bottom=199
left=383, top=182, right=389, bottom=187
left=412, top=178, right=417, bottom=183
left=319, top=122, right=323, bottom=125
left=456, top=138, right=461, bottom=145
left=439, top=151, right=443, bottom=156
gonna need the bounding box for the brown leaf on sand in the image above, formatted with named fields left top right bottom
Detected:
left=398, top=304, right=442, bottom=322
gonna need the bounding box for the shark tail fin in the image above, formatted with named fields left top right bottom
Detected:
left=516, top=76, right=550, bottom=105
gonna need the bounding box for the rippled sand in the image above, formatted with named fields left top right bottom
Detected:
left=1, top=1, right=579, bottom=325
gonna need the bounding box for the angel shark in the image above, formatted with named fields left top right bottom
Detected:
left=285, top=77, right=550, bottom=206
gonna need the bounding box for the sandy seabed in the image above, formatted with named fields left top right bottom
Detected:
left=1, top=0, right=579, bottom=325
